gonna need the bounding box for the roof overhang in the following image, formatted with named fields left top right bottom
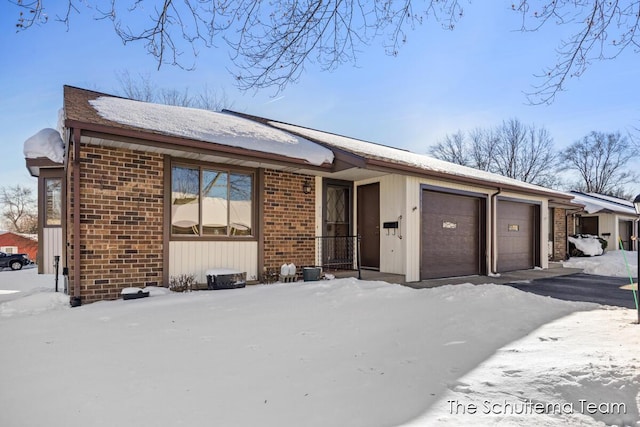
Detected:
left=25, top=157, right=64, bottom=177
left=66, top=120, right=334, bottom=174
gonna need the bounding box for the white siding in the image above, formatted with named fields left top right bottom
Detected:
left=42, top=228, right=63, bottom=275
left=405, top=177, right=422, bottom=282
left=316, top=175, right=409, bottom=275
left=169, top=241, right=258, bottom=284
left=588, top=213, right=637, bottom=251
left=355, top=175, right=407, bottom=275
left=319, top=174, right=555, bottom=282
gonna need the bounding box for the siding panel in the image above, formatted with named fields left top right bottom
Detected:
left=42, top=228, right=63, bottom=275
left=169, top=241, right=258, bottom=284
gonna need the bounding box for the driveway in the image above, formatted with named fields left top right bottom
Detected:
left=507, top=273, right=637, bottom=309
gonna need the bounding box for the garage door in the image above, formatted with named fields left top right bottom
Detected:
left=497, top=200, right=539, bottom=272
left=421, top=190, right=485, bottom=279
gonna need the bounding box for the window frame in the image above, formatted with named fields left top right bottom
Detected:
left=43, top=176, right=62, bottom=228
left=169, top=159, right=257, bottom=241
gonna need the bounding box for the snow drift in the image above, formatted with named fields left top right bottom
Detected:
left=23, top=128, right=64, bottom=163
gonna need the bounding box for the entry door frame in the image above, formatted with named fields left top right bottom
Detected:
left=357, top=182, right=380, bottom=270
left=618, top=219, right=633, bottom=251
left=322, top=179, right=353, bottom=237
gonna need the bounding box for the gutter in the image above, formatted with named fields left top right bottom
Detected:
left=71, top=128, right=82, bottom=307
left=490, top=188, right=502, bottom=275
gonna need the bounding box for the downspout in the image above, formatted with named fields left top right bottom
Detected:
left=71, top=128, right=82, bottom=307
left=490, top=188, right=502, bottom=275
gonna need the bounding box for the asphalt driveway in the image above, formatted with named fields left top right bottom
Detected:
left=507, top=273, right=638, bottom=309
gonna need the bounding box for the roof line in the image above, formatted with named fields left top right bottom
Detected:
left=570, top=191, right=633, bottom=208
left=65, top=119, right=333, bottom=171
left=225, top=110, right=574, bottom=201
left=223, top=109, right=413, bottom=153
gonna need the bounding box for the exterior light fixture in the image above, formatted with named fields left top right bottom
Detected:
left=302, top=180, right=312, bottom=194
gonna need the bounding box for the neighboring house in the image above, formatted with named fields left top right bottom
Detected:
left=569, top=191, right=638, bottom=251
left=25, top=86, right=578, bottom=305
left=0, top=231, right=38, bottom=262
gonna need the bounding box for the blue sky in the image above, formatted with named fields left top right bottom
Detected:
left=1, top=2, right=639, bottom=196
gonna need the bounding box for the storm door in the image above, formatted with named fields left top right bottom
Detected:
left=322, top=180, right=353, bottom=269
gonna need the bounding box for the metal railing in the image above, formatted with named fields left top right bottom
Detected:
left=315, top=235, right=361, bottom=279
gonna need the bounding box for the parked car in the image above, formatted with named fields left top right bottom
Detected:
left=0, top=251, right=32, bottom=271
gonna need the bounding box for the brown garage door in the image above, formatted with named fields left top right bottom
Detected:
left=421, top=190, right=485, bottom=279
left=497, top=200, right=539, bottom=272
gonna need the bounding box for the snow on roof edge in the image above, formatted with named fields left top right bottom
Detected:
left=268, top=120, right=570, bottom=198
left=23, top=128, right=65, bottom=163
left=88, top=96, right=334, bottom=167
left=568, top=191, right=637, bottom=215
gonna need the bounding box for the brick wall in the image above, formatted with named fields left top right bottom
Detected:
left=262, top=171, right=316, bottom=276
left=68, top=143, right=164, bottom=303
left=552, top=208, right=568, bottom=261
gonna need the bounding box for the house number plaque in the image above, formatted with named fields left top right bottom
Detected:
left=442, top=221, right=457, bottom=229
left=508, top=224, right=520, bottom=232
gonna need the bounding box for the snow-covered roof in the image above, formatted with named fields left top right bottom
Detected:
left=23, top=128, right=64, bottom=163
left=61, top=86, right=571, bottom=200
left=85, top=95, right=334, bottom=167
left=569, top=191, right=637, bottom=215
left=268, top=121, right=568, bottom=198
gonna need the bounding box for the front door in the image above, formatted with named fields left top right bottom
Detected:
left=323, top=181, right=352, bottom=269
left=357, top=183, right=380, bottom=270
left=619, top=220, right=633, bottom=250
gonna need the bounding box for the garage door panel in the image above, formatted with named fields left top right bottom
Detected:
left=421, top=191, right=484, bottom=279
left=497, top=200, right=537, bottom=272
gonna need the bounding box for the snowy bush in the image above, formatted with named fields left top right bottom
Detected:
left=169, top=274, right=197, bottom=292
left=568, top=234, right=607, bottom=257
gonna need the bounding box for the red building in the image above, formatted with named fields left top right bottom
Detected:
left=0, top=231, right=38, bottom=262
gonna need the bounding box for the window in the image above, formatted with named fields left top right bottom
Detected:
left=45, top=178, right=62, bottom=227
left=171, top=164, right=253, bottom=237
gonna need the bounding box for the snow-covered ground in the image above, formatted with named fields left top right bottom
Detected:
left=0, top=256, right=638, bottom=426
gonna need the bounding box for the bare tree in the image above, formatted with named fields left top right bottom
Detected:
left=115, top=70, right=233, bottom=111
left=0, top=185, right=38, bottom=234
left=11, top=1, right=640, bottom=98
left=562, top=131, right=638, bottom=197
left=116, top=70, right=155, bottom=102
left=492, top=119, right=559, bottom=186
left=512, top=1, right=640, bottom=104
left=467, top=127, right=496, bottom=172
left=430, top=119, right=560, bottom=187
left=429, top=131, right=469, bottom=166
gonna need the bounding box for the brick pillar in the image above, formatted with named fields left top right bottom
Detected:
left=552, top=208, right=568, bottom=261
left=262, top=171, right=316, bottom=277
